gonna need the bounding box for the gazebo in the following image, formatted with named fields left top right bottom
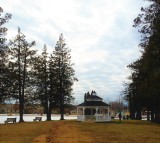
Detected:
left=77, top=91, right=111, bottom=122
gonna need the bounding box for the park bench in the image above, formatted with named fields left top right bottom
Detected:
left=33, top=117, right=42, bottom=121
left=4, top=118, right=16, bottom=124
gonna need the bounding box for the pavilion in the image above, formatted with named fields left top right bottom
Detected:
left=77, top=91, right=111, bottom=122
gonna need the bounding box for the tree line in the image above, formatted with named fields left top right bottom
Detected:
left=123, top=0, right=160, bottom=123
left=0, top=7, right=77, bottom=122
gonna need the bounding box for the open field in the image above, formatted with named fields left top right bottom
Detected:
left=0, top=120, right=160, bottom=143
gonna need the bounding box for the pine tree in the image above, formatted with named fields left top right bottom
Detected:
left=29, top=34, right=77, bottom=120
left=9, top=28, right=36, bottom=122
left=0, top=7, right=12, bottom=103
left=33, top=45, right=51, bottom=120
left=124, top=1, right=160, bottom=122
left=51, top=34, right=77, bottom=120
left=134, top=0, right=160, bottom=122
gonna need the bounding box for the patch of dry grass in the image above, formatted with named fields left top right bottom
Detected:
left=77, top=120, right=160, bottom=143
left=0, top=120, right=160, bottom=143
left=0, top=121, right=56, bottom=143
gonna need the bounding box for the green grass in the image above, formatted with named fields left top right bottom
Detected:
left=0, top=120, right=160, bottom=143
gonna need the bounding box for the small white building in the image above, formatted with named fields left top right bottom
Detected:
left=77, top=91, right=111, bottom=122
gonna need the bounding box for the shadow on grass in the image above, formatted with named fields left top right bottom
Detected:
left=95, top=119, right=153, bottom=125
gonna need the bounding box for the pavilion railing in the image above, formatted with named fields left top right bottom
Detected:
left=96, top=114, right=111, bottom=122
left=85, top=115, right=96, bottom=120
left=77, top=115, right=85, bottom=121
left=77, top=114, right=111, bottom=122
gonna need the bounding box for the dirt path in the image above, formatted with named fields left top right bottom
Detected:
left=32, top=121, right=94, bottom=143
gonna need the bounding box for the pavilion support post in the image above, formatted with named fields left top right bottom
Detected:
left=77, top=107, right=79, bottom=116
left=83, top=107, right=85, bottom=121
left=108, top=107, right=110, bottom=121
left=96, top=107, right=98, bottom=121
left=96, top=107, right=98, bottom=114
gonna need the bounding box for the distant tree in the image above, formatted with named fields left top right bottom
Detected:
left=9, top=28, right=36, bottom=122
left=0, top=7, right=12, bottom=103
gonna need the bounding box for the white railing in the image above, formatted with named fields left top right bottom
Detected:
left=96, top=114, right=111, bottom=122
left=77, top=115, right=85, bottom=121
left=77, top=115, right=111, bottom=122
left=85, top=115, right=96, bottom=120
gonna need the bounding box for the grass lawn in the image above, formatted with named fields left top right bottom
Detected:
left=0, top=120, right=160, bottom=143
left=0, top=121, right=55, bottom=143
left=77, top=120, right=160, bottom=143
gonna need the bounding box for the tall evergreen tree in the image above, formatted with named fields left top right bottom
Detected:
left=0, top=7, right=12, bottom=103
left=33, top=45, right=51, bottom=120
left=124, top=0, right=160, bottom=122
left=9, top=28, right=36, bottom=122
left=47, top=53, right=59, bottom=120
left=134, top=0, right=160, bottom=122
left=51, top=34, right=77, bottom=120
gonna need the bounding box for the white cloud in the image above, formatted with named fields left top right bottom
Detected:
left=0, top=0, right=149, bottom=104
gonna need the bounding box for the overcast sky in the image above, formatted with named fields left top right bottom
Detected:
left=1, top=0, right=149, bottom=104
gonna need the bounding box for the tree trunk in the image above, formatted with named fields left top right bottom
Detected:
left=19, top=96, right=24, bottom=122
left=45, top=100, right=49, bottom=120
left=20, top=46, right=27, bottom=122
left=44, top=59, right=49, bottom=120
left=147, top=108, right=150, bottom=121
left=60, top=107, right=64, bottom=120
left=129, top=98, right=135, bottom=119
left=18, top=29, right=24, bottom=122
left=154, top=110, right=160, bottom=123
left=46, top=101, right=52, bottom=121
left=151, top=109, right=155, bottom=122
left=59, top=56, right=64, bottom=120
left=60, top=93, right=64, bottom=120
left=136, top=107, right=142, bottom=120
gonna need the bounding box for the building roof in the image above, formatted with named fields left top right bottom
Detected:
left=87, top=95, right=102, bottom=99
left=78, top=90, right=110, bottom=107
left=77, top=101, right=110, bottom=107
